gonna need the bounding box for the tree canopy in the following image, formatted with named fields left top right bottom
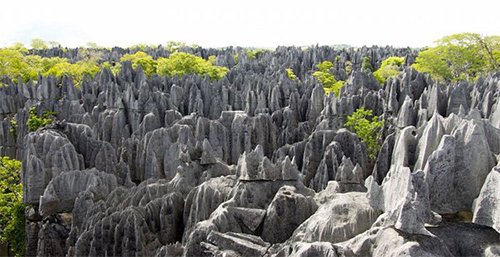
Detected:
left=412, top=33, right=500, bottom=82
left=312, top=60, right=345, bottom=96
left=0, top=42, right=230, bottom=84
left=345, top=108, right=384, bottom=160
left=157, top=52, right=229, bottom=80
left=373, top=56, right=405, bottom=85
left=0, top=156, right=24, bottom=257
left=120, top=51, right=157, bottom=77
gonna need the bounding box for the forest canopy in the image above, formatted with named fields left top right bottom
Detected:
left=1, top=33, right=499, bottom=87
left=412, top=33, right=500, bottom=82
left=0, top=40, right=230, bottom=84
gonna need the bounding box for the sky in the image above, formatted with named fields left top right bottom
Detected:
left=1, top=0, right=500, bottom=48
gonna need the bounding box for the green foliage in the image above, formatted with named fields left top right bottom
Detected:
left=246, top=49, right=265, bottom=60
left=8, top=117, right=17, bottom=136
left=208, top=55, right=217, bottom=64
left=286, top=68, right=297, bottom=81
left=324, top=80, right=345, bottom=96
left=412, top=33, right=500, bottom=82
left=316, top=61, right=334, bottom=72
left=0, top=47, right=30, bottom=82
left=101, top=61, right=122, bottom=75
left=0, top=45, right=99, bottom=84
left=345, top=61, right=353, bottom=75
left=373, top=56, right=405, bottom=85
left=0, top=156, right=24, bottom=257
left=157, top=52, right=228, bottom=80
left=312, top=61, right=345, bottom=96
left=345, top=108, right=384, bottom=160
left=27, top=107, right=55, bottom=132
left=361, top=56, right=373, bottom=72
left=30, top=38, right=48, bottom=50
left=120, top=51, right=157, bottom=77
left=44, top=60, right=99, bottom=85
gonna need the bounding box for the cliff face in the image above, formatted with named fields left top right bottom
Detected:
left=1, top=45, right=499, bottom=257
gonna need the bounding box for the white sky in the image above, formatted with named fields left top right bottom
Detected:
left=1, top=0, right=500, bottom=48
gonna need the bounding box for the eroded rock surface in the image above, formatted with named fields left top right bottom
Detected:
left=0, top=46, right=498, bottom=256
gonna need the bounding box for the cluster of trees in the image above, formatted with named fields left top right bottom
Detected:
left=0, top=40, right=229, bottom=85
left=412, top=33, right=500, bottom=82
left=115, top=51, right=229, bottom=80
left=0, top=157, right=24, bottom=257
left=312, top=60, right=345, bottom=96
left=0, top=45, right=99, bottom=85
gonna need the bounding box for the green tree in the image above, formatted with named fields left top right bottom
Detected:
left=120, top=51, right=157, bottom=77
left=157, top=52, right=228, bottom=80
left=361, top=56, right=373, bottom=72
left=345, top=108, right=384, bottom=160
left=312, top=61, right=345, bottom=96
left=0, top=156, right=24, bottom=257
left=30, top=38, right=48, bottom=50
left=373, top=56, right=405, bottom=85
left=246, top=49, right=266, bottom=60
left=286, top=68, right=297, bottom=81
left=345, top=61, right=353, bottom=75
left=44, top=60, right=99, bottom=85
left=0, top=48, right=29, bottom=82
left=412, top=33, right=500, bottom=82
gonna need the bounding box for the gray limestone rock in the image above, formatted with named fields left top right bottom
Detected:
left=39, top=169, right=117, bottom=217
left=183, top=176, right=237, bottom=236
left=8, top=46, right=500, bottom=257
left=291, top=192, right=380, bottom=243
left=414, top=113, right=445, bottom=171
left=423, top=135, right=458, bottom=213
left=261, top=185, right=318, bottom=243
left=396, top=96, right=416, bottom=127
left=372, top=132, right=395, bottom=184
left=274, top=242, right=339, bottom=257
left=337, top=226, right=454, bottom=257
left=450, top=119, right=496, bottom=211
left=473, top=166, right=500, bottom=232
left=428, top=222, right=500, bottom=257
left=23, top=130, right=82, bottom=204
left=203, top=231, right=271, bottom=257
left=366, top=165, right=440, bottom=235
left=391, top=126, right=418, bottom=168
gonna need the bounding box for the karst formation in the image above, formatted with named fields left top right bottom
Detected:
left=0, top=44, right=499, bottom=257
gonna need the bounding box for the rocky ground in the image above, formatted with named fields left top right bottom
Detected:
left=1, top=46, right=499, bottom=256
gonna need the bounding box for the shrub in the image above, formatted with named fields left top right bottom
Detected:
left=345, top=108, right=384, bottom=160
left=286, top=68, right=297, bottom=81
left=373, top=56, right=405, bottom=85
left=119, top=51, right=157, bottom=77
left=157, top=52, right=228, bottom=80
left=0, top=156, right=24, bottom=257
left=361, top=56, right=373, bottom=72
left=324, top=80, right=345, bottom=96
left=345, top=61, right=353, bottom=75
left=312, top=61, right=345, bottom=96
left=27, top=107, right=56, bottom=132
